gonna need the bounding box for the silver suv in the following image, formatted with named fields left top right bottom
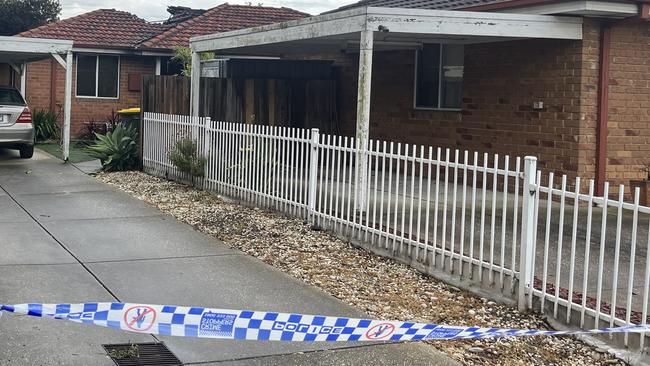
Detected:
left=0, top=86, right=34, bottom=158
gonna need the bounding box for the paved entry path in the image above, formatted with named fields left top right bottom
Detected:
left=0, top=149, right=457, bottom=366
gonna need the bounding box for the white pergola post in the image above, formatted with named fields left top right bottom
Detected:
left=62, top=50, right=72, bottom=161
left=190, top=50, right=201, bottom=117
left=19, top=63, right=26, bottom=97
left=155, top=57, right=161, bottom=75
left=355, top=29, right=373, bottom=214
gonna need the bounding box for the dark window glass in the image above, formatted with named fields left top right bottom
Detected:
left=415, top=44, right=464, bottom=109
left=162, top=57, right=183, bottom=76
left=76, top=55, right=97, bottom=97
left=0, top=88, right=25, bottom=105
left=97, top=56, right=119, bottom=98
left=441, top=44, right=464, bottom=109
left=415, top=44, right=440, bottom=108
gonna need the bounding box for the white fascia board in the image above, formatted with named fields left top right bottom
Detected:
left=499, top=1, right=638, bottom=16
left=73, top=47, right=173, bottom=57
left=72, top=47, right=139, bottom=55
left=365, top=7, right=583, bottom=40
left=141, top=50, right=174, bottom=57
left=190, top=7, right=369, bottom=52
left=0, top=36, right=73, bottom=54
left=190, top=6, right=582, bottom=53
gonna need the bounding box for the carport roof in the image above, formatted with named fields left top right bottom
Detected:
left=0, top=36, right=73, bottom=64
left=189, top=6, right=583, bottom=55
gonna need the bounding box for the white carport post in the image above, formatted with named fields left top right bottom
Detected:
left=50, top=49, right=74, bottom=161
left=62, top=50, right=73, bottom=161
left=190, top=50, right=201, bottom=117
left=19, top=63, right=26, bottom=97
left=355, top=29, right=373, bottom=214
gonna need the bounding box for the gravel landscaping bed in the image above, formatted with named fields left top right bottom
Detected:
left=97, top=171, right=625, bottom=366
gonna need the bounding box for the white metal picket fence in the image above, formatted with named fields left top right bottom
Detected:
left=143, top=112, right=650, bottom=352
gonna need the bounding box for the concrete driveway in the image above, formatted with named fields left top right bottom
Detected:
left=0, top=148, right=457, bottom=366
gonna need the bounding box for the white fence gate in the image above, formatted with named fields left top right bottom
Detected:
left=143, top=112, right=650, bottom=352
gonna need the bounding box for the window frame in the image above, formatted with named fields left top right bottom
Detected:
left=413, top=44, right=463, bottom=112
left=75, top=54, right=120, bottom=99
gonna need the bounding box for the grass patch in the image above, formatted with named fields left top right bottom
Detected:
left=36, top=142, right=96, bottom=163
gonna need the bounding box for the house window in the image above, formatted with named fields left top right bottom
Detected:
left=76, top=55, right=119, bottom=98
left=415, top=44, right=464, bottom=110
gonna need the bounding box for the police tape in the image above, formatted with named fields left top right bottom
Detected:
left=1, top=302, right=648, bottom=342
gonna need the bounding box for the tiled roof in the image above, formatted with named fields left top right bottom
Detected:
left=330, top=0, right=509, bottom=12
left=138, top=4, right=310, bottom=50
left=18, top=9, right=166, bottom=49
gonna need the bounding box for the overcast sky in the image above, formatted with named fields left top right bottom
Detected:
left=59, top=0, right=352, bottom=21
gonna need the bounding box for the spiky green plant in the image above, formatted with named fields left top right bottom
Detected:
left=32, top=109, right=60, bottom=141
left=85, top=124, right=139, bottom=171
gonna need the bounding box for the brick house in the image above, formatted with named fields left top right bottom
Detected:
left=188, top=0, right=650, bottom=197
left=8, top=4, right=308, bottom=138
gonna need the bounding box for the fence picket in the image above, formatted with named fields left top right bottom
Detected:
left=625, top=187, right=640, bottom=345
left=595, top=182, right=610, bottom=329
left=489, top=154, right=499, bottom=284
left=479, top=153, right=488, bottom=282
left=610, top=186, right=625, bottom=332
left=499, top=156, right=509, bottom=288
left=450, top=149, right=459, bottom=272
left=567, top=177, right=581, bottom=322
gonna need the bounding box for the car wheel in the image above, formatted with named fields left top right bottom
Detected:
left=19, top=145, right=34, bottom=159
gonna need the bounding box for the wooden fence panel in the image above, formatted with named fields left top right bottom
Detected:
left=141, top=75, right=338, bottom=133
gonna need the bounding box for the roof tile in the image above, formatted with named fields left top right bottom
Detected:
left=18, top=9, right=166, bottom=49
left=138, top=4, right=309, bottom=50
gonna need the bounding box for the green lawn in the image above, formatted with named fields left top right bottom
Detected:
left=36, top=142, right=96, bottom=163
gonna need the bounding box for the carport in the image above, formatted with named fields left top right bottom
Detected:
left=0, top=36, right=73, bottom=160
left=188, top=6, right=583, bottom=212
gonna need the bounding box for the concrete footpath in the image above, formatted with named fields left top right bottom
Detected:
left=0, top=149, right=458, bottom=366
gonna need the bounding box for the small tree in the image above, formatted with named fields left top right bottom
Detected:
left=168, top=137, right=206, bottom=185
left=0, top=0, right=61, bottom=36
left=171, top=46, right=215, bottom=76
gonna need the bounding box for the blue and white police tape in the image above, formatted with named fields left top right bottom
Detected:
left=1, top=302, right=649, bottom=342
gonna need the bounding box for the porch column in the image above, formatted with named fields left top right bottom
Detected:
left=19, top=62, right=26, bottom=97
left=62, top=50, right=72, bottom=161
left=155, top=57, right=161, bottom=75
left=355, top=29, right=373, bottom=213
left=190, top=50, right=201, bottom=117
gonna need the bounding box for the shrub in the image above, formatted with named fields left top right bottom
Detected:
left=32, top=109, right=60, bottom=141
left=86, top=124, right=139, bottom=171
left=171, top=46, right=215, bottom=76
left=168, top=137, right=206, bottom=184
left=79, top=111, right=121, bottom=142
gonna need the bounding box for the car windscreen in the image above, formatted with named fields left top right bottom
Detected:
left=0, top=88, right=26, bottom=106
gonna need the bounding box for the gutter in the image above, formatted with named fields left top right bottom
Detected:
left=462, top=0, right=640, bottom=12
left=595, top=1, right=649, bottom=196
left=463, top=0, right=566, bottom=11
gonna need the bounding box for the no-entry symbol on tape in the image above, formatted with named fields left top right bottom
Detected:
left=124, top=305, right=157, bottom=332
left=365, top=323, right=395, bottom=340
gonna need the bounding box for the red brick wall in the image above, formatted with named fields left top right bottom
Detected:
left=604, top=20, right=650, bottom=192
left=25, top=55, right=155, bottom=137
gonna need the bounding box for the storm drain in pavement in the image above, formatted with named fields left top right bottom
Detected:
left=103, top=342, right=182, bottom=366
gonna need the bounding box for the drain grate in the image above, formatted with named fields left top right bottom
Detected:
left=103, top=342, right=182, bottom=366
